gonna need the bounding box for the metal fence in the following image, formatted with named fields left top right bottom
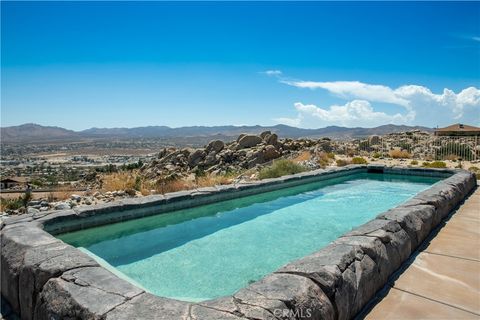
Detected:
left=336, top=134, right=479, bottom=161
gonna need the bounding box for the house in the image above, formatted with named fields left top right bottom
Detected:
left=0, top=177, right=29, bottom=190
left=434, top=123, right=480, bottom=136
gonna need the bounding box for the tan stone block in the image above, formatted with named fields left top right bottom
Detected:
left=393, top=253, right=480, bottom=314
left=366, top=287, right=478, bottom=320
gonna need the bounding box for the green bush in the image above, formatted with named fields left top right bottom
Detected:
left=336, top=159, right=348, bottom=167
left=351, top=157, right=368, bottom=165
left=0, top=197, right=24, bottom=211
left=422, top=161, right=447, bottom=168
left=410, top=160, right=418, bottom=165
left=134, top=176, right=142, bottom=191
left=468, top=166, right=480, bottom=179
left=373, top=152, right=381, bottom=159
left=258, top=159, right=306, bottom=179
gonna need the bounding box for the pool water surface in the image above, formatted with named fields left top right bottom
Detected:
left=59, top=173, right=440, bottom=301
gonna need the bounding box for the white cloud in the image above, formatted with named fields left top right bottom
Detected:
left=273, top=115, right=303, bottom=127
left=262, top=70, right=282, bottom=76
left=280, top=78, right=480, bottom=126
left=282, top=80, right=410, bottom=107
left=278, top=100, right=414, bottom=127
left=472, top=36, right=480, bottom=42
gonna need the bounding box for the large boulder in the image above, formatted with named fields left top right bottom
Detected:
left=238, top=135, right=263, bottom=148
left=206, top=140, right=225, bottom=153
left=264, top=133, right=278, bottom=145
left=203, top=153, right=218, bottom=166
left=187, top=149, right=206, bottom=167
left=259, top=131, right=272, bottom=139
left=263, top=145, right=281, bottom=161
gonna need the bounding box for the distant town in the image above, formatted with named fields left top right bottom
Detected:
left=1, top=122, right=479, bottom=216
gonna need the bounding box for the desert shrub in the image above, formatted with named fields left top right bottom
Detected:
left=422, top=161, right=447, bottom=168
left=336, top=159, right=349, bottom=167
left=468, top=166, right=480, bottom=179
left=134, top=176, right=142, bottom=191
left=96, top=164, right=118, bottom=173
left=397, top=142, right=412, bottom=151
left=317, top=152, right=334, bottom=168
left=372, top=152, right=381, bottom=159
left=193, top=167, right=206, bottom=177
left=121, top=160, right=144, bottom=171
left=22, top=191, right=32, bottom=208
left=0, top=197, right=23, bottom=212
left=351, top=157, right=368, bottom=165
left=258, top=159, right=306, bottom=179
left=389, top=149, right=412, bottom=159
left=30, top=178, right=44, bottom=187
left=410, top=160, right=418, bottom=165
left=469, top=166, right=479, bottom=173
left=358, top=141, right=371, bottom=151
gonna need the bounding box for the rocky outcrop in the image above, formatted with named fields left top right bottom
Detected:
left=139, top=132, right=307, bottom=180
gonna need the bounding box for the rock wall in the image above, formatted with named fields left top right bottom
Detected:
left=1, top=166, right=476, bottom=320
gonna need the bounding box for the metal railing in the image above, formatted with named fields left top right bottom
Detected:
left=334, top=134, right=479, bottom=161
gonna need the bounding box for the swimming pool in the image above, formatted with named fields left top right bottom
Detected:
left=58, top=172, right=440, bottom=301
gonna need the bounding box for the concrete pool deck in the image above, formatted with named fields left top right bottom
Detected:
left=364, top=185, right=480, bottom=319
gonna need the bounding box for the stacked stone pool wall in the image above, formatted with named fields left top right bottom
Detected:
left=1, top=165, right=476, bottom=320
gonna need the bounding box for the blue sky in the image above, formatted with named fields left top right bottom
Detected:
left=2, top=1, right=479, bottom=130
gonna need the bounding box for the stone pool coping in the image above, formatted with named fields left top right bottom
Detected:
left=1, top=165, right=476, bottom=320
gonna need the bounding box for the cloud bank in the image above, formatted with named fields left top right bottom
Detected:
left=272, top=74, right=480, bottom=127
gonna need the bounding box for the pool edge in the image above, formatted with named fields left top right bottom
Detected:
left=1, top=165, right=476, bottom=320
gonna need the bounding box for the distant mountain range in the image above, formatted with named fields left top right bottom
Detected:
left=0, top=123, right=433, bottom=144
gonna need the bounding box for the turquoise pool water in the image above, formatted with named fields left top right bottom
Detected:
left=59, top=173, right=440, bottom=301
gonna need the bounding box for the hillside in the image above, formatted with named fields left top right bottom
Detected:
left=1, top=123, right=433, bottom=144
left=0, top=123, right=80, bottom=143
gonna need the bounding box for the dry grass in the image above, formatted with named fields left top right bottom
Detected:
left=389, top=149, right=412, bottom=159
left=47, top=185, right=75, bottom=201
left=317, top=152, right=335, bottom=168
left=101, top=172, right=138, bottom=192
left=292, top=151, right=312, bottom=162
left=196, top=174, right=235, bottom=187
left=101, top=169, right=242, bottom=196
left=155, top=179, right=192, bottom=194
